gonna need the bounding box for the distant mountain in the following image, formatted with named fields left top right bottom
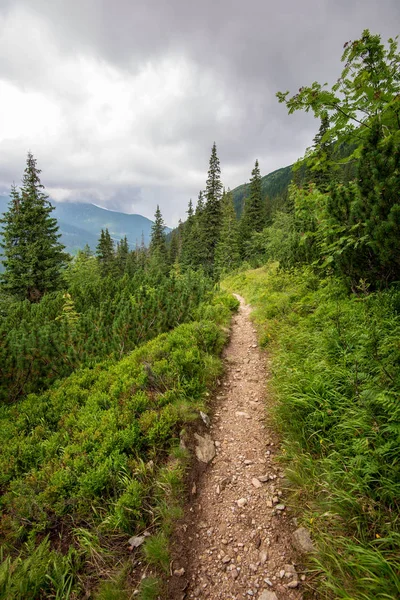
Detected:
left=231, top=165, right=293, bottom=216
left=0, top=196, right=168, bottom=256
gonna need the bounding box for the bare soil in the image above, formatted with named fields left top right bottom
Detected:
left=167, top=295, right=308, bottom=600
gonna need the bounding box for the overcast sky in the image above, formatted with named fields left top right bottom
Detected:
left=0, top=1, right=398, bottom=224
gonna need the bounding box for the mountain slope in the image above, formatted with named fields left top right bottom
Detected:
left=0, top=196, right=168, bottom=255
left=52, top=202, right=159, bottom=251
left=231, top=165, right=292, bottom=216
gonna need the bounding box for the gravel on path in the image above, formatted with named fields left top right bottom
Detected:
left=167, top=295, right=307, bottom=600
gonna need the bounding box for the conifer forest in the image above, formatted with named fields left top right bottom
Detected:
left=0, top=29, right=399, bottom=600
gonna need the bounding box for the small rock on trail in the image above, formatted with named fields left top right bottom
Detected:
left=194, top=433, right=216, bottom=464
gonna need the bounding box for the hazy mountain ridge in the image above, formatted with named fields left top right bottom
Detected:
left=0, top=196, right=167, bottom=255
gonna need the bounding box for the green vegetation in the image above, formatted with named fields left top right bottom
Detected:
left=277, top=30, right=400, bottom=151
left=201, top=141, right=224, bottom=276
left=231, top=165, right=293, bottom=219
left=1, top=27, right=399, bottom=599
left=223, top=266, right=400, bottom=598
left=0, top=146, right=240, bottom=597
left=221, top=29, right=400, bottom=600
left=0, top=269, right=211, bottom=403
left=239, top=159, right=266, bottom=259
left=214, top=189, right=241, bottom=277
left=213, top=28, right=400, bottom=600
left=0, top=292, right=238, bottom=598
left=0, top=153, right=68, bottom=301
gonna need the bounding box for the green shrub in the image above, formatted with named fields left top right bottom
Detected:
left=0, top=290, right=237, bottom=597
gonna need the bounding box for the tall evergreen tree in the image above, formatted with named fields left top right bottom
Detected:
left=195, top=191, right=205, bottom=216
left=310, top=112, right=334, bottom=191
left=135, top=232, right=148, bottom=272
left=215, top=189, right=241, bottom=276
left=193, top=191, right=208, bottom=268
left=0, top=153, right=68, bottom=301
left=96, top=228, right=115, bottom=276
left=150, top=205, right=167, bottom=256
left=116, top=236, right=129, bottom=275
left=240, top=160, right=266, bottom=258
left=239, top=159, right=265, bottom=258
left=202, top=143, right=223, bottom=275
left=149, top=205, right=168, bottom=274
left=321, top=122, right=400, bottom=288
left=180, top=199, right=198, bottom=270
left=125, top=248, right=137, bottom=277
left=168, top=228, right=181, bottom=266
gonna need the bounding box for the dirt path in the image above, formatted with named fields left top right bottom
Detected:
left=168, top=295, right=306, bottom=600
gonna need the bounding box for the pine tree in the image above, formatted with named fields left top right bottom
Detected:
left=202, top=143, right=223, bottom=275
left=96, top=228, right=115, bottom=276
left=195, top=191, right=205, bottom=216
left=180, top=199, right=199, bottom=270
left=136, top=232, right=148, bottom=272
left=353, top=123, right=400, bottom=285
left=125, top=248, right=137, bottom=277
left=187, top=199, right=194, bottom=220
left=116, top=236, right=129, bottom=275
left=81, top=244, right=93, bottom=258
left=0, top=185, right=25, bottom=296
left=150, top=206, right=167, bottom=256
left=149, top=205, right=168, bottom=275
left=194, top=190, right=208, bottom=268
left=0, top=153, right=68, bottom=301
left=239, top=160, right=265, bottom=258
left=168, top=228, right=181, bottom=266
left=323, top=122, right=400, bottom=288
left=215, top=189, right=241, bottom=277
left=310, top=112, right=334, bottom=191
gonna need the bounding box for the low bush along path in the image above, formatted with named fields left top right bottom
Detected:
left=168, top=295, right=310, bottom=600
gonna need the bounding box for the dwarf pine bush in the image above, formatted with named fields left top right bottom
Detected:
left=0, top=292, right=239, bottom=599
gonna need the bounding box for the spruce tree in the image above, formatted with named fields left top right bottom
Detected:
left=202, top=143, right=223, bottom=275
left=215, top=189, right=241, bottom=277
left=310, top=112, right=334, bottom=191
left=168, top=228, right=181, bottom=266
left=0, top=153, right=68, bottom=301
left=96, top=228, right=115, bottom=276
left=149, top=205, right=168, bottom=274
left=196, top=191, right=205, bottom=216
left=187, top=198, right=194, bottom=220
left=125, top=248, right=137, bottom=277
left=136, top=232, right=148, bottom=272
left=150, top=206, right=167, bottom=256
left=353, top=123, right=400, bottom=285
left=193, top=191, right=208, bottom=268
left=323, top=122, right=400, bottom=288
left=180, top=199, right=198, bottom=270
left=116, top=236, right=129, bottom=275
left=239, top=159, right=265, bottom=258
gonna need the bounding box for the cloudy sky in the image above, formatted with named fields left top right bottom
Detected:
left=0, top=1, right=398, bottom=224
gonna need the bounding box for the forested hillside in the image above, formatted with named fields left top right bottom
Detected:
left=231, top=165, right=292, bottom=219
left=0, top=29, right=399, bottom=600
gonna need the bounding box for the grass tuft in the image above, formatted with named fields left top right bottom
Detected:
left=142, top=533, right=170, bottom=573
left=138, top=576, right=162, bottom=600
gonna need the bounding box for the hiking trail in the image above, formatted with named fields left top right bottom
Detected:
left=167, top=295, right=308, bottom=600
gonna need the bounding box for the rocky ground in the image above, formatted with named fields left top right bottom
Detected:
left=167, top=295, right=314, bottom=600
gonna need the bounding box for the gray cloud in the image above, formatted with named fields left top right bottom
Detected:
left=0, top=0, right=398, bottom=224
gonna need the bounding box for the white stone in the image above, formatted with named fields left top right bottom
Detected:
left=194, top=433, right=216, bottom=463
